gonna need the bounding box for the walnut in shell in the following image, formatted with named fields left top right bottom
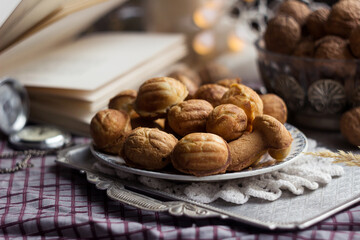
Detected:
left=340, top=107, right=360, bottom=146
left=306, top=8, right=330, bottom=40
left=293, top=38, right=315, bottom=57
left=277, top=0, right=311, bottom=26
left=264, top=15, right=301, bottom=55
left=349, top=26, right=360, bottom=58
left=326, top=0, right=360, bottom=38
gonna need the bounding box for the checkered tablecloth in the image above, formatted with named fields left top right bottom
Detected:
left=1, top=137, right=360, bottom=240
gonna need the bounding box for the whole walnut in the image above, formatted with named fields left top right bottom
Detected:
left=293, top=38, right=315, bottom=57
left=349, top=26, right=360, bottom=58
left=326, top=0, right=360, bottom=38
left=264, top=15, right=301, bottom=55
left=314, top=35, right=353, bottom=60
left=277, top=0, right=311, bottom=26
left=306, top=8, right=330, bottom=40
left=340, top=107, right=360, bottom=146
left=314, top=35, right=355, bottom=78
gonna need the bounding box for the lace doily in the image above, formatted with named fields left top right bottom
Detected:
left=93, top=139, right=344, bottom=205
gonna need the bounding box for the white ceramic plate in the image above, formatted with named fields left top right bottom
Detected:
left=90, top=124, right=308, bottom=182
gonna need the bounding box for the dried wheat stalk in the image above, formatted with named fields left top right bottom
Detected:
left=305, top=147, right=360, bottom=166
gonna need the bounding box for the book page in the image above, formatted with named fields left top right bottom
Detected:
left=0, top=0, right=63, bottom=50
left=0, top=0, right=125, bottom=74
left=2, top=33, right=185, bottom=91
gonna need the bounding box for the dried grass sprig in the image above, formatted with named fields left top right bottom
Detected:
left=305, top=147, right=360, bottom=167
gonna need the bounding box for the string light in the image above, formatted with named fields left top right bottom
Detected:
left=192, top=30, right=215, bottom=55
left=192, top=1, right=223, bottom=29
left=227, top=30, right=245, bottom=52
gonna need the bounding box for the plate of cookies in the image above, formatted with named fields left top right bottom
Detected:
left=90, top=123, right=307, bottom=182
left=89, top=75, right=308, bottom=182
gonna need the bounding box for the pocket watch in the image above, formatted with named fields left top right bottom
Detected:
left=0, top=77, right=72, bottom=173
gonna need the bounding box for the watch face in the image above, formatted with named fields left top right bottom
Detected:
left=9, top=125, right=71, bottom=150
left=17, top=126, right=63, bottom=141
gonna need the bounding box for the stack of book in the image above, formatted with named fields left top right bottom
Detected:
left=0, top=0, right=187, bottom=136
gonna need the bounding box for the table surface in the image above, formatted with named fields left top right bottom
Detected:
left=1, top=129, right=360, bottom=240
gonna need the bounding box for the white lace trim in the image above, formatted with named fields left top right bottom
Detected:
left=93, top=139, right=344, bottom=205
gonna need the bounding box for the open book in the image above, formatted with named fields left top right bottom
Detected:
left=0, top=0, right=187, bottom=136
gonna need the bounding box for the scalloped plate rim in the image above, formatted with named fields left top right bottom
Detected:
left=90, top=123, right=308, bottom=182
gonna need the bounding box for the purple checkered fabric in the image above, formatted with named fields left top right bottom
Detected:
left=1, top=138, right=360, bottom=240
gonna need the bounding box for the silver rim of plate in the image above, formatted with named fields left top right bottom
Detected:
left=90, top=123, right=308, bottom=182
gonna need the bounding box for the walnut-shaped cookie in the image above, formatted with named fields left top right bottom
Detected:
left=194, top=84, right=228, bottom=107
left=122, top=127, right=178, bottom=170
left=168, top=72, right=198, bottom=99
left=206, top=104, right=247, bottom=141
left=90, top=109, right=131, bottom=155
left=108, top=89, right=138, bottom=118
left=167, top=99, right=213, bottom=136
left=134, top=77, right=188, bottom=119
left=198, top=62, right=233, bottom=84
left=171, top=133, right=231, bottom=176
left=221, top=84, right=263, bottom=132
left=260, top=94, right=288, bottom=124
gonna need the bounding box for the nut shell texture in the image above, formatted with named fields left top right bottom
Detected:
left=340, top=107, right=360, bottom=146
left=350, top=27, right=360, bottom=58
left=206, top=104, right=247, bottom=141
left=326, top=0, right=360, bottom=38
left=171, top=133, right=231, bottom=176
left=278, top=0, right=311, bottom=26
left=264, top=15, right=301, bottom=55
left=90, top=109, right=131, bottom=154
left=167, top=99, right=213, bottom=136
left=306, top=8, right=330, bottom=40
left=134, top=77, right=188, bottom=118
left=123, top=127, right=178, bottom=170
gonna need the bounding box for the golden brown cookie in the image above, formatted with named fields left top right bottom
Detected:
left=171, top=133, right=231, bottom=176
left=134, top=77, right=188, bottom=119
left=260, top=94, right=288, bottom=124
left=122, top=127, right=178, bottom=170
left=206, top=104, right=247, bottom=141
left=90, top=109, right=131, bottom=155
left=227, top=114, right=293, bottom=171
left=108, top=89, right=138, bottom=118
left=221, top=84, right=263, bottom=132
left=168, top=72, right=198, bottom=99
left=167, top=99, right=213, bottom=136
left=194, top=84, right=228, bottom=107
